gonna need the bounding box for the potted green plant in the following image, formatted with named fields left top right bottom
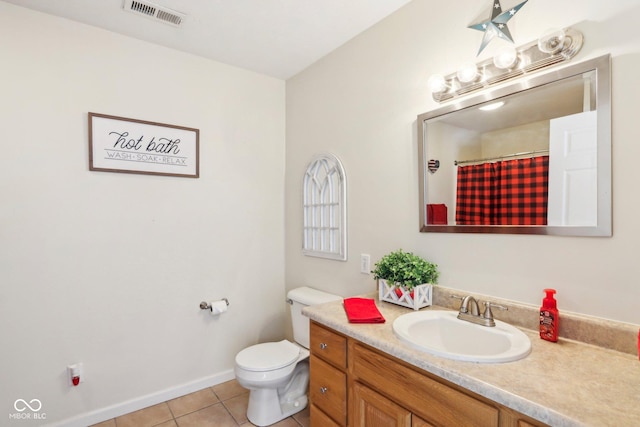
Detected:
left=372, top=249, right=439, bottom=310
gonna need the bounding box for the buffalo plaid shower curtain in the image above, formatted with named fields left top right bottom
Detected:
left=455, top=156, right=549, bottom=225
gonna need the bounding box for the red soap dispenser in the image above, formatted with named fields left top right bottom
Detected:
left=540, top=289, right=559, bottom=342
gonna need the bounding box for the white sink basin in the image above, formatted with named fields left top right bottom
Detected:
left=393, top=310, right=531, bottom=363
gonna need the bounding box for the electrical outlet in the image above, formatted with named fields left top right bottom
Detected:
left=360, top=254, right=371, bottom=274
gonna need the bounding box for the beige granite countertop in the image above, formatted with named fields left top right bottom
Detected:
left=303, top=295, right=640, bottom=427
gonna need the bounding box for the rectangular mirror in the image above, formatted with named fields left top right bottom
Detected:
left=418, top=54, right=611, bottom=236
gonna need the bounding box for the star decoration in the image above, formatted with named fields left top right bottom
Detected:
left=468, top=0, right=528, bottom=56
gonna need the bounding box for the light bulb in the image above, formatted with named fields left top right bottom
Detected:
left=538, top=28, right=566, bottom=54
left=493, top=47, right=518, bottom=69
left=427, top=74, right=447, bottom=93
left=456, top=63, right=479, bottom=83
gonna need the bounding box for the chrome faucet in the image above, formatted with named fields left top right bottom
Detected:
left=453, top=295, right=507, bottom=327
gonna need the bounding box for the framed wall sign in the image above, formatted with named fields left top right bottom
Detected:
left=89, top=112, right=199, bottom=178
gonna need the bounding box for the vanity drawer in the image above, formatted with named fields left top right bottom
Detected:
left=310, top=321, right=347, bottom=369
left=350, top=342, right=499, bottom=427
left=310, top=355, right=347, bottom=426
left=310, top=403, right=341, bottom=427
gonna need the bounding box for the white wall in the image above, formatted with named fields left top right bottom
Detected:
left=0, top=3, right=285, bottom=425
left=285, top=0, right=640, bottom=324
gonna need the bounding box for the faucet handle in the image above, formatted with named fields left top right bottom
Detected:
left=482, top=301, right=507, bottom=320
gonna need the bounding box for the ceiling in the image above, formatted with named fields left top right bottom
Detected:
left=4, top=0, right=413, bottom=79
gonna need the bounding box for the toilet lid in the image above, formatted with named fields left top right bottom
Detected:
left=236, top=340, right=301, bottom=372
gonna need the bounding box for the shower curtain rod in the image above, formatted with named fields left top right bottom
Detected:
left=454, top=149, right=549, bottom=166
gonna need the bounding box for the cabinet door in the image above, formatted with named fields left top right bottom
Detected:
left=412, top=416, right=436, bottom=427
left=500, top=407, right=550, bottom=427
left=518, top=422, right=541, bottom=427
left=310, top=404, right=341, bottom=427
left=351, top=381, right=411, bottom=427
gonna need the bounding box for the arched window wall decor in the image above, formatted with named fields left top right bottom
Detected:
left=302, top=153, right=347, bottom=261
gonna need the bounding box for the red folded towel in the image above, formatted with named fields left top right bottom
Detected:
left=343, top=298, right=386, bottom=323
left=427, top=203, right=448, bottom=225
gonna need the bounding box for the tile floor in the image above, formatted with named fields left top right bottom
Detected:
left=90, top=379, right=310, bottom=427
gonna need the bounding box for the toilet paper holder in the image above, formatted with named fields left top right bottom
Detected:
left=199, top=298, right=229, bottom=310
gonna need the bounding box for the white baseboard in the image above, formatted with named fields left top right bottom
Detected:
left=46, top=370, right=236, bottom=427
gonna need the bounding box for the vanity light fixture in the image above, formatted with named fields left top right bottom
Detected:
left=428, top=27, right=583, bottom=102
left=478, top=101, right=505, bottom=111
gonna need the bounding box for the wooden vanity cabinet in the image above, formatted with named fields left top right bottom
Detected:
left=349, top=341, right=499, bottom=427
left=309, top=321, right=548, bottom=427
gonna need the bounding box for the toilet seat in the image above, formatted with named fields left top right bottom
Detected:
left=236, top=340, right=301, bottom=372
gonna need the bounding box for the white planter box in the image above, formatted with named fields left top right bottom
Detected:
left=378, top=279, right=433, bottom=310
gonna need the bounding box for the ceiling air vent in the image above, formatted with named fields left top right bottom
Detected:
left=123, top=0, right=185, bottom=27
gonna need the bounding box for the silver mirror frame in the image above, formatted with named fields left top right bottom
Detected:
left=418, top=54, right=611, bottom=236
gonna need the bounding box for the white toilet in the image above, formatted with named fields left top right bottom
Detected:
left=234, top=286, right=341, bottom=426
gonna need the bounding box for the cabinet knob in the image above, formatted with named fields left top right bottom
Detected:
left=320, top=387, right=328, bottom=394
left=319, top=342, right=327, bottom=350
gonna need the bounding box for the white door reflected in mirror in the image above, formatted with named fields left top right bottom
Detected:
left=548, top=110, right=597, bottom=226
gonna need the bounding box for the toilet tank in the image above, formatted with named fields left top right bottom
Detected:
left=287, top=287, right=341, bottom=349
